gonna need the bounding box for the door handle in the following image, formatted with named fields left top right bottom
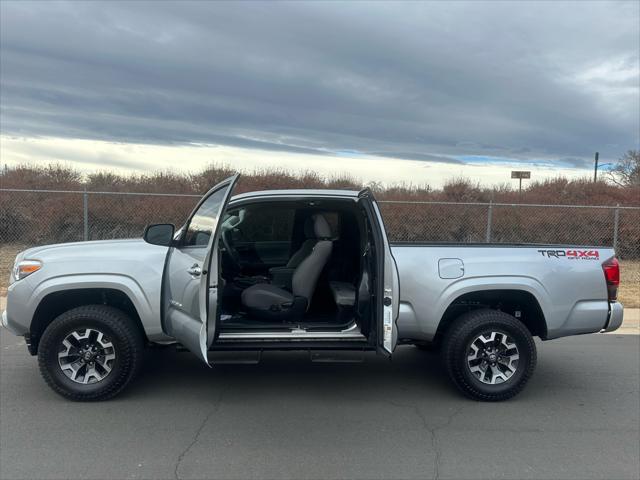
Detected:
left=187, top=264, right=202, bottom=277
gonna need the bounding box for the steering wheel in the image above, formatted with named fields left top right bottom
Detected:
left=220, top=210, right=245, bottom=270
left=221, top=226, right=241, bottom=267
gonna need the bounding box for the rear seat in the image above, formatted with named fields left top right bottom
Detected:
left=329, top=281, right=356, bottom=322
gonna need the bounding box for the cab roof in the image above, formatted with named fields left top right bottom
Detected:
left=230, top=189, right=361, bottom=202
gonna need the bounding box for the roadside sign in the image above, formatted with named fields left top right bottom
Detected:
left=511, top=171, right=531, bottom=195
left=511, top=171, right=531, bottom=179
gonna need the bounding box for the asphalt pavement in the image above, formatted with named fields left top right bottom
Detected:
left=1, top=327, right=639, bottom=480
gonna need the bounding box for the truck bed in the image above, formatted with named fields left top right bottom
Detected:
left=391, top=243, right=617, bottom=342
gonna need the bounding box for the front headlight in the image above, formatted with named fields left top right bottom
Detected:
left=12, top=260, right=43, bottom=282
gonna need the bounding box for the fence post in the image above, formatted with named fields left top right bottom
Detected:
left=485, top=200, right=493, bottom=243
left=613, top=204, right=620, bottom=252
left=83, top=189, right=89, bottom=241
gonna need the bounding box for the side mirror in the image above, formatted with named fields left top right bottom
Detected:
left=143, top=223, right=175, bottom=247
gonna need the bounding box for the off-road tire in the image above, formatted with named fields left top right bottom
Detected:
left=38, top=305, right=144, bottom=401
left=442, top=309, right=536, bottom=401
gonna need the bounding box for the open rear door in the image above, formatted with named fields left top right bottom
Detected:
left=161, top=174, right=239, bottom=364
left=358, top=188, right=399, bottom=355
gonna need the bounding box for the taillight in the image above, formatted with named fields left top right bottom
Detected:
left=602, top=257, right=620, bottom=302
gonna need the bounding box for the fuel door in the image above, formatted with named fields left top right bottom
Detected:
left=438, top=258, right=464, bottom=279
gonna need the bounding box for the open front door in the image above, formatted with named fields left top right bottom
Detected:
left=161, top=174, right=239, bottom=364
left=358, top=188, right=400, bottom=355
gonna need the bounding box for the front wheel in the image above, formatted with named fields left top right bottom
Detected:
left=442, top=309, right=536, bottom=401
left=38, top=305, right=144, bottom=401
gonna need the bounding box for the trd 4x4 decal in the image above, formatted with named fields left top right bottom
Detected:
left=537, top=249, right=600, bottom=260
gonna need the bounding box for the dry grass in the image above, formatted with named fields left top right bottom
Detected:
left=0, top=243, right=637, bottom=307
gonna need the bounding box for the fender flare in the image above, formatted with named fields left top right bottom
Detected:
left=27, top=273, right=155, bottom=330
left=435, top=275, right=552, bottom=329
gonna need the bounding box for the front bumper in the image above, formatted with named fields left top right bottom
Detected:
left=2, top=308, right=23, bottom=336
left=3, top=296, right=37, bottom=355
left=1, top=279, right=33, bottom=337
left=602, top=301, right=624, bottom=333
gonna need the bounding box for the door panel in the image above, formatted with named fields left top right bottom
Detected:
left=162, top=174, right=239, bottom=364
left=374, top=201, right=400, bottom=353
left=358, top=188, right=400, bottom=355
left=163, top=247, right=208, bottom=357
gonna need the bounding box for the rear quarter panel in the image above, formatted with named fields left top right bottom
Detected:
left=391, top=245, right=613, bottom=341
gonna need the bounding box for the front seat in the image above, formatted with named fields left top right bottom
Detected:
left=285, top=216, right=321, bottom=268
left=268, top=216, right=321, bottom=288
left=241, top=214, right=333, bottom=321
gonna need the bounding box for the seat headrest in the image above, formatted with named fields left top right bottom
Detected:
left=312, top=214, right=332, bottom=239
left=303, top=214, right=332, bottom=239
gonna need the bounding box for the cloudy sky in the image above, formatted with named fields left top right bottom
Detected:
left=1, top=0, right=638, bottom=186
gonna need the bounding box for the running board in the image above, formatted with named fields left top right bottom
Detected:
left=218, top=324, right=366, bottom=341
left=205, top=349, right=364, bottom=364
left=207, top=350, right=262, bottom=365
left=309, top=350, right=365, bottom=363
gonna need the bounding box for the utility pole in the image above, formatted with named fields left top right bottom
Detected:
left=593, top=152, right=599, bottom=182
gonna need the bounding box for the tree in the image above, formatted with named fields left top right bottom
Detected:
left=608, top=150, right=640, bottom=187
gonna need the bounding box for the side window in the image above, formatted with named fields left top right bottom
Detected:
left=183, top=188, right=228, bottom=247
left=238, top=207, right=295, bottom=242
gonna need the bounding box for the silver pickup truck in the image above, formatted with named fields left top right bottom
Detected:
left=2, top=174, right=624, bottom=402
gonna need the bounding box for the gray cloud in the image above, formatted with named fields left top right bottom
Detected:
left=1, top=0, right=638, bottom=169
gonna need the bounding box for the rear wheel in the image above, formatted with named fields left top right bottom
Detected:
left=38, top=305, right=144, bottom=401
left=442, top=309, right=536, bottom=401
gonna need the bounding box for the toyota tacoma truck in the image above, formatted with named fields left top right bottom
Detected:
left=1, top=174, right=624, bottom=401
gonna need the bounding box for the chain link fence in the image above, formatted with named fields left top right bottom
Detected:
left=378, top=200, right=640, bottom=259
left=1, top=188, right=639, bottom=259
